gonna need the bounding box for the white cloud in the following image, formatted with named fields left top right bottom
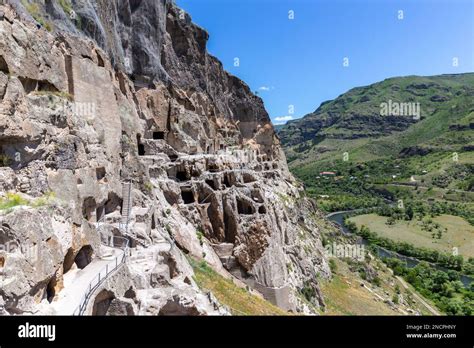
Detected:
left=258, top=86, right=275, bottom=91
left=273, top=115, right=294, bottom=125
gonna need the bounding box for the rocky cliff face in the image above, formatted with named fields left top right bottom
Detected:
left=0, top=0, right=329, bottom=315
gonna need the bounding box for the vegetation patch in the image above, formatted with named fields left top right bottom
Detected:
left=189, top=258, right=289, bottom=315
left=0, top=193, right=29, bottom=211
left=21, top=0, right=54, bottom=32
left=321, top=258, right=400, bottom=315
left=0, top=154, right=12, bottom=167
left=0, top=192, right=56, bottom=212
left=32, top=90, right=74, bottom=101
left=344, top=218, right=474, bottom=275
left=348, top=213, right=474, bottom=259
left=384, top=258, right=474, bottom=315
left=58, top=0, right=73, bottom=15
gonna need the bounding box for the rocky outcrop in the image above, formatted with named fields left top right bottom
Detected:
left=0, top=1, right=329, bottom=315
left=399, top=146, right=433, bottom=158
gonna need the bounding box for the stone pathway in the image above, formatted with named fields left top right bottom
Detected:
left=50, top=247, right=124, bottom=315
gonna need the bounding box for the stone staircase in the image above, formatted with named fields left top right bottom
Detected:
left=120, top=181, right=132, bottom=233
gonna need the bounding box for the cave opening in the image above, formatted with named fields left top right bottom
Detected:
left=237, top=199, right=255, bottom=215
left=181, top=189, right=195, bottom=204
left=223, top=174, right=231, bottom=188
left=96, top=52, right=105, bottom=67
left=104, top=192, right=122, bottom=214
left=92, top=289, right=115, bottom=315
left=96, top=167, right=106, bottom=181
left=74, top=245, right=93, bottom=269
left=18, top=77, right=37, bottom=94
left=82, top=197, right=97, bottom=222
left=197, top=189, right=210, bottom=204
left=130, top=0, right=141, bottom=13
left=251, top=190, right=264, bottom=203
left=176, top=170, right=188, bottom=182
left=224, top=206, right=237, bottom=243
left=137, top=134, right=145, bottom=156
left=258, top=205, right=267, bottom=214
left=206, top=199, right=224, bottom=239
left=242, top=173, right=255, bottom=183
left=0, top=56, right=9, bottom=74
left=152, top=131, right=165, bottom=140
left=138, top=143, right=145, bottom=156
left=205, top=179, right=216, bottom=190
left=62, top=247, right=75, bottom=274
left=46, top=275, right=57, bottom=303
left=37, top=80, right=59, bottom=92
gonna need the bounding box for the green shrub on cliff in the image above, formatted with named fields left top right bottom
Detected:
left=21, top=0, right=54, bottom=32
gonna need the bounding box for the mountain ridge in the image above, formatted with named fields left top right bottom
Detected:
left=280, top=72, right=474, bottom=163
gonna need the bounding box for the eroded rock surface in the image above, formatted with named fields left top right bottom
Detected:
left=0, top=1, right=329, bottom=315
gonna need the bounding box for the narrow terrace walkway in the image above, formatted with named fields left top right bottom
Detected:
left=51, top=246, right=124, bottom=315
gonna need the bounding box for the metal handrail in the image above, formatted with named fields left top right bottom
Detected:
left=95, top=214, right=106, bottom=235
left=73, top=236, right=129, bottom=316
left=95, top=214, right=106, bottom=228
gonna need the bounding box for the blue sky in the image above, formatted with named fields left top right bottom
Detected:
left=176, top=0, right=474, bottom=125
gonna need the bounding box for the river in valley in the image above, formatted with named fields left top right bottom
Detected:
left=327, top=211, right=473, bottom=288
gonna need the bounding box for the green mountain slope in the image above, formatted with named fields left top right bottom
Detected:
left=278, top=73, right=474, bottom=211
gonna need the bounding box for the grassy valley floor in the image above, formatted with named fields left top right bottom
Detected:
left=348, top=214, right=474, bottom=258
left=320, top=257, right=439, bottom=315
